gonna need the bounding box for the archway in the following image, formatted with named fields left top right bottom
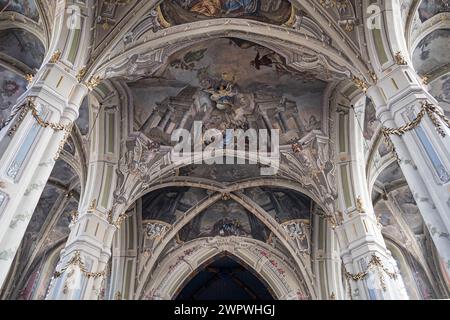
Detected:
left=175, top=254, right=274, bottom=301
left=142, top=236, right=308, bottom=300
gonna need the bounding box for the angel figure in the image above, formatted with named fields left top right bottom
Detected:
left=207, top=82, right=238, bottom=110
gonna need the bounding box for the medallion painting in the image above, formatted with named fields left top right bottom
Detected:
left=159, top=0, right=293, bottom=25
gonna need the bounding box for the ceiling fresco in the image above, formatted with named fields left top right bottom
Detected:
left=0, top=66, right=27, bottom=124
left=429, top=75, right=450, bottom=117
left=413, top=29, right=450, bottom=76
left=392, top=186, right=423, bottom=235
left=0, top=0, right=39, bottom=21
left=363, top=98, right=379, bottom=143
left=75, top=97, right=90, bottom=136
left=375, top=162, right=404, bottom=188
left=418, top=0, right=450, bottom=22
left=159, top=0, right=293, bottom=25
left=141, top=186, right=311, bottom=244
left=131, top=38, right=326, bottom=144
left=0, top=28, right=45, bottom=70
left=179, top=199, right=269, bottom=241
left=179, top=164, right=263, bottom=182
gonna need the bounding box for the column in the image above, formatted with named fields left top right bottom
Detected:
left=368, top=66, right=450, bottom=289
left=0, top=64, right=87, bottom=288
left=0, top=0, right=94, bottom=290
left=334, top=100, right=408, bottom=300
left=46, top=97, right=121, bottom=300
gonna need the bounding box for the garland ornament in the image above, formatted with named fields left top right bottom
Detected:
left=53, top=251, right=106, bottom=279
left=382, top=101, right=450, bottom=158
left=2, top=99, right=74, bottom=158
left=27, top=99, right=71, bottom=132
left=344, top=254, right=399, bottom=291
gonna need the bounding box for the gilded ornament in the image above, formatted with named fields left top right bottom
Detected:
left=25, top=99, right=72, bottom=132
left=343, top=20, right=355, bottom=32
left=76, top=66, right=87, bottom=82
left=292, top=142, right=303, bottom=154
left=54, top=123, right=73, bottom=160
left=368, top=71, right=378, bottom=84
left=382, top=101, right=450, bottom=141
left=221, top=193, right=231, bottom=201
left=356, top=196, right=366, bottom=213
left=53, top=251, right=106, bottom=279
left=343, top=254, right=399, bottom=292
left=50, top=50, right=62, bottom=64
left=107, top=210, right=129, bottom=229
left=421, top=75, right=430, bottom=85
left=351, top=76, right=369, bottom=93
left=70, top=210, right=79, bottom=224
left=86, top=75, right=102, bottom=90
left=25, top=74, right=34, bottom=84
left=394, top=51, right=407, bottom=66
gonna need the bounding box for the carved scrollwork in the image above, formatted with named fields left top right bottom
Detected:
left=281, top=219, right=311, bottom=253
left=104, top=49, right=166, bottom=80
left=142, top=220, right=172, bottom=254
left=145, top=220, right=171, bottom=240
left=123, top=10, right=165, bottom=45
left=284, top=133, right=338, bottom=214
left=111, top=132, right=162, bottom=218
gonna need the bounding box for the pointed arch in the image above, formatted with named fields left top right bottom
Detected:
left=141, top=236, right=308, bottom=300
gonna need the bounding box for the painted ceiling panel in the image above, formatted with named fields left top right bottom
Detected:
left=0, top=28, right=45, bottom=70
left=0, top=66, right=27, bottom=123
left=159, top=0, right=293, bottom=25
left=429, top=75, right=450, bottom=116
left=418, top=0, right=450, bottom=22
left=131, top=38, right=326, bottom=144
left=0, top=0, right=39, bottom=21
left=413, top=29, right=450, bottom=75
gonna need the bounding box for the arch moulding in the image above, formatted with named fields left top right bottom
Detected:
left=140, top=236, right=309, bottom=300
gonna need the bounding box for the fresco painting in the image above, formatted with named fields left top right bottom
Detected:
left=413, top=29, right=450, bottom=75
left=0, top=28, right=45, bottom=70
left=0, top=66, right=27, bottom=124
left=0, top=0, right=39, bottom=21
left=418, top=0, right=450, bottom=22
left=159, top=0, right=293, bottom=25
left=131, top=38, right=326, bottom=137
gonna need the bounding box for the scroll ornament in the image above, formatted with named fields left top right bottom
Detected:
left=110, top=132, right=161, bottom=223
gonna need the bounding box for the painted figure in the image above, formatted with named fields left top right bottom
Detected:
left=190, top=0, right=222, bottom=16
left=187, top=0, right=260, bottom=17
left=223, top=0, right=259, bottom=14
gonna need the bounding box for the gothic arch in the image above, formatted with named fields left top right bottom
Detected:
left=140, top=236, right=309, bottom=300
left=131, top=186, right=318, bottom=299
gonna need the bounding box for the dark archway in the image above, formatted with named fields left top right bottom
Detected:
left=175, top=255, right=275, bottom=300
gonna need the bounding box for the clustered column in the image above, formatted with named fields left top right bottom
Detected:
left=368, top=63, right=450, bottom=290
